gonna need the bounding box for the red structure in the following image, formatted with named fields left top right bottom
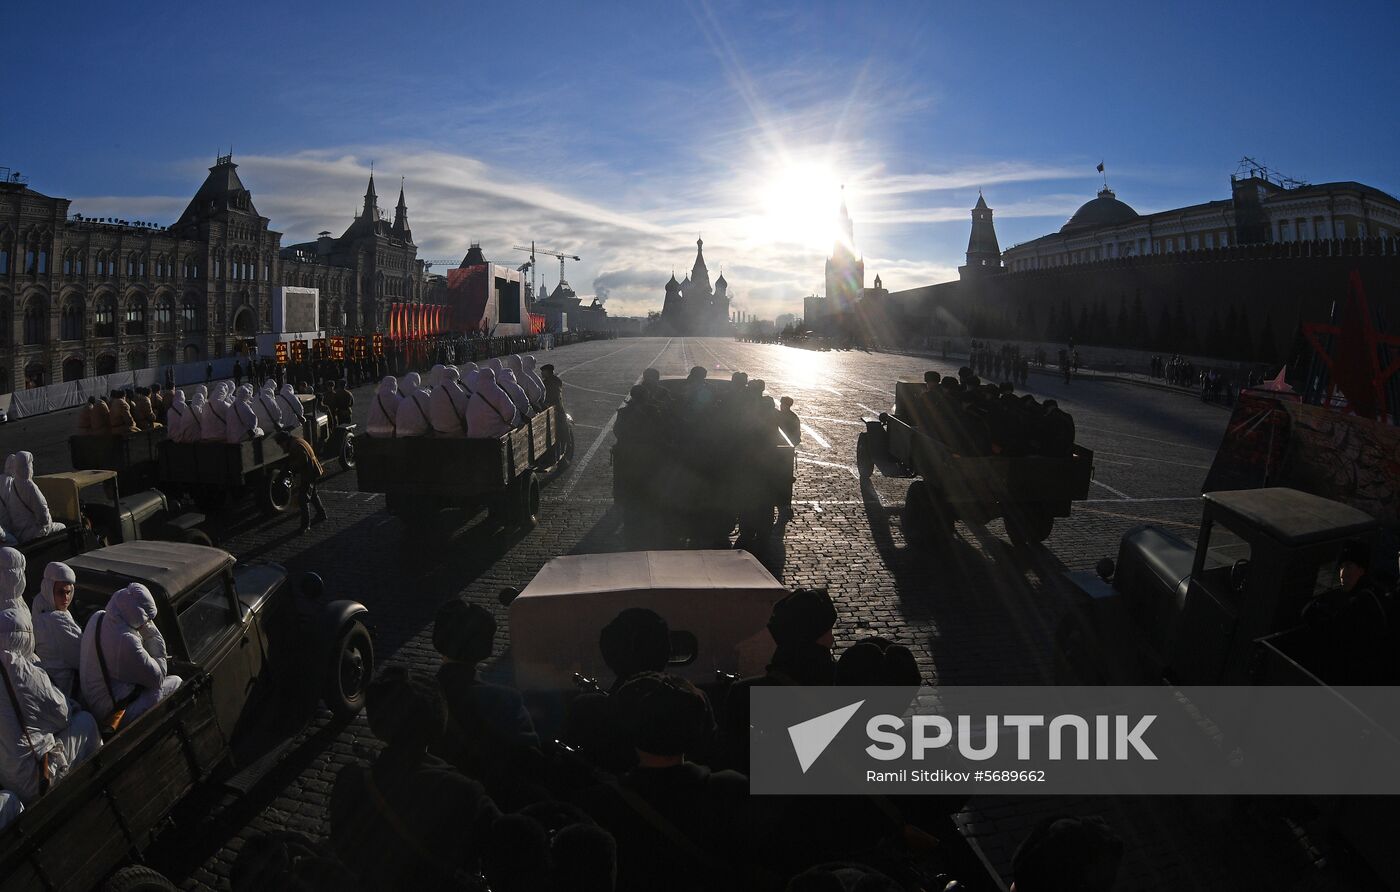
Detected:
left=1302, top=271, right=1400, bottom=421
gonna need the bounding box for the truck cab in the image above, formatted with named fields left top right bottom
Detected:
left=1058, top=487, right=1380, bottom=686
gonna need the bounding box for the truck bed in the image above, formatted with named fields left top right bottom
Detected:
left=158, top=436, right=294, bottom=487
left=356, top=406, right=564, bottom=496
left=886, top=413, right=1094, bottom=506
left=0, top=673, right=225, bottom=892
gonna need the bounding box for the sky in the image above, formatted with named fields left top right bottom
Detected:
left=3, top=0, right=1397, bottom=321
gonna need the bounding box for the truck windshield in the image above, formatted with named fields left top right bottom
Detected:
left=178, top=573, right=234, bottom=663
left=1202, top=521, right=1251, bottom=569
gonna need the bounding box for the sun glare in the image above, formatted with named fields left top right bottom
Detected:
left=753, top=160, right=846, bottom=252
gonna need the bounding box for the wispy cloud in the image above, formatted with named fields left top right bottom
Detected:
left=69, top=139, right=1089, bottom=320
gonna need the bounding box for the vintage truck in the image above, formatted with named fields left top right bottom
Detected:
left=0, top=541, right=373, bottom=892
left=857, top=381, right=1094, bottom=546
left=1055, top=487, right=1396, bottom=884
left=71, top=393, right=356, bottom=518
left=610, top=379, right=796, bottom=545
left=1054, top=487, right=1381, bottom=687
left=355, top=404, right=573, bottom=536
left=10, top=470, right=208, bottom=594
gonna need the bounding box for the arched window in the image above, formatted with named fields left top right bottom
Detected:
left=96, top=354, right=117, bottom=375
left=154, top=295, right=174, bottom=333
left=23, top=296, right=47, bottom=344
left=24, top=362, right=46, bottom=388
left=124, top=295, right=147, bottom=335
left=60, top=296, right=84, bottom=340
left=127, top=349, right=148, bottom=371
left=182, top=295, right=205, bottom=332
left=62, top=356, right=84, bottom=382
left=183, top=343, right=202, bottom=363
left=0, top=231, right=11, bottom=275
left=94, top=293, right=117, bottom=338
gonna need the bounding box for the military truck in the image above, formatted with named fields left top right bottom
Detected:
left=857, top=381, right=1093, bottom=546
left=1055, top=487, right=1381, bottom=687
left=72, top=393, right=356, bottom=518
left=610, top=378, right=796, bottom=545
left=0, top=541, right=373, bottom=892
left=1055, top=487, right=1395, bottom=885
left=355, top=404, right=573, bottom=537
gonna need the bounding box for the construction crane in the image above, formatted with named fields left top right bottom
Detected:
left=513, top=242, right=580, bottom=301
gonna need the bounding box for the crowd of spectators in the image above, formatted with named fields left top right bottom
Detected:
left=224, top=588, right=1127, bottom=891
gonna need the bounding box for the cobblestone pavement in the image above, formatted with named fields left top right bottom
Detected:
left=0, top=338, right=1355, bottom=890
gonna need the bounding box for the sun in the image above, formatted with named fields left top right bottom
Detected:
left=752, top=159, right=846, bottom=252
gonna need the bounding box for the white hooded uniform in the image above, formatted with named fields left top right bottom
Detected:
left=0, top=791, right=19, bottom=831
left=467, top=368, right=521, bottom=439
left=0, top=548, right=27, bottom=624
left=277, top=384, right=306, bottom=429
left=429, top=366, right=471, bottom=437
left=0, top=455, right=17, bottom=546
left=7, top=453, right=66, bottom=544
left=226, top=385, right=264, bottom=443
left=32, top=563, right=81, bottom=698
left=497, top=369, right=534, bottom=419
left=253, top=383, right=283, bottom=434
left=0, top=607, right=102, bottom=803
left=427, top=364, right=446, bottom=391
left=79, top=583, right=182, bottom=727
left=165, top=390, right=193, bottom=443
left=366, top=377, right=401, bottom=438
left=520, top=355, right=547, bottom=408
left=394, top=372, right=432, bottom=438
left=198, top=383, right=229, bottom=442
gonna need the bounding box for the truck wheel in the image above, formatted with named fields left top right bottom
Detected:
left=856, top=432, right=875, bottom=479
left=102, top=866, right=176, bottom=892
left=512, top=470, right=540, bottom=529
left=326, top=620, right=374, bottom=718
left=182, top=529, right=213, bottom=547
left=338, top=431, right=357, bottom=470
left=1005, top=506, right=1054, bottom=547
left=258, top=467, right=298, bottom=516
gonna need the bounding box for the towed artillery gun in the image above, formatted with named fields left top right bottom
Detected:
left=0, top=541, right=373, bottom=892
left=611, top=378, right=796, bottom=545
left=355, top=405, right=574, bottom=538
left=857, top=381, right=1094, bottom=546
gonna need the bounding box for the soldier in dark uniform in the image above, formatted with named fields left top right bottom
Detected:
left=1300, top=539, right=1391, bottom=683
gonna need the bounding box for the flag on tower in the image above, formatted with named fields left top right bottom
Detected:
left=1096, top=161, right=1105, bottom=173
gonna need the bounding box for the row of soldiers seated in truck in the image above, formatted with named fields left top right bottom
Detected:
left=75, top=386, right=170, bottom=433
left=365, top=355, right=562, bottom=440
left=616, top=367, right=802, bottom=451
left=902, top=368, right=1076, bottom=459
left=0, top=550, right=183, bottom=828
left=76, top=379, right=356, bottom=439
left=618, top=366, right=806, bottom=450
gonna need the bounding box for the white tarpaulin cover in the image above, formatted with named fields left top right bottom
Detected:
left=509, top=550, right=787, bottom=690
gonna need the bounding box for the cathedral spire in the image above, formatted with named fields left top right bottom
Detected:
left=689, top=236, right=711, bottom=294
left=393, top=178, right=412, bottom=242
left=362, top=169, right=379, bottom=221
